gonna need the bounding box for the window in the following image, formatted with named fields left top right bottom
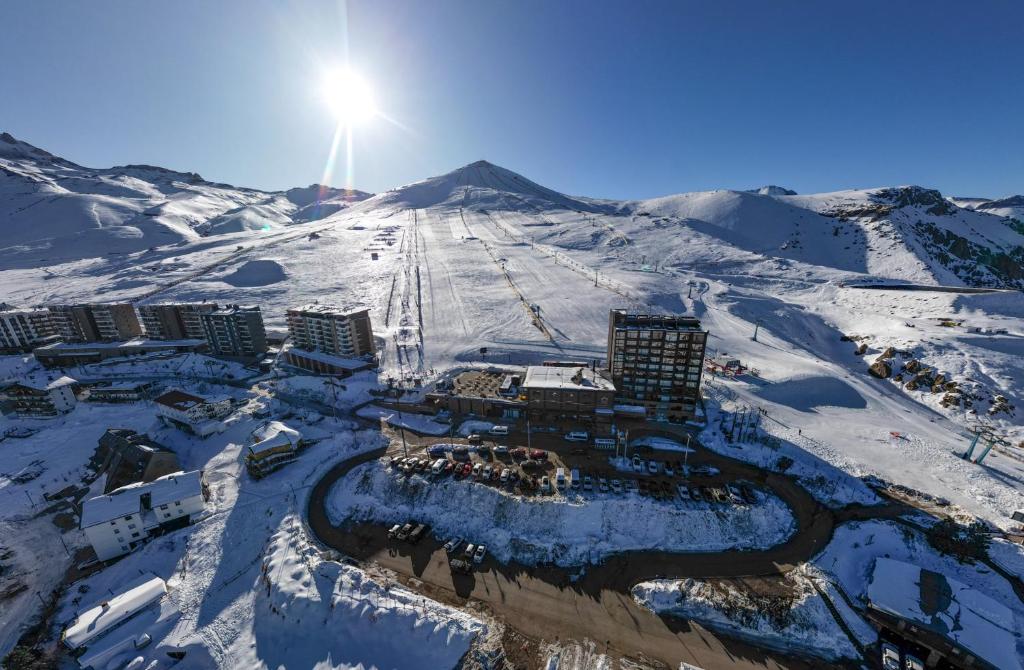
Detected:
left=175, top=501, right=182, bottom=506
left=123, top=515, right=132, bottom=521
left=128, top=524, right=136, bottom=529
left=160, top=504, right=168, bottom=510
left=131, top=532, right=140, bottom=538
left=164, top=513, right=171, bottom=519
left=110, top=521, right=117, bottom=526
left=114, top=528, right=120, bottom=534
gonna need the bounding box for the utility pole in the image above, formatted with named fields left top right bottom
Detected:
left=753, top=320, right=762, bottom=342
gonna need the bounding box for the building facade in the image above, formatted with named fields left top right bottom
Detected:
left=200, top=305, right=267, bottom=358
left=138, top=303, right=217, bottom=340
left=606, top=309, right=708, bottom=422
left=80, top=470, right=206, bottom=561
left=521, top=364, right=615, bottom=424
left=0, top=376, right=77, bottom=417
left=48, top=304, right=143, bottom=343
left=0, top=306, right=59, bottom=352
left=286, top=304, right=375, bottom=357
left=33, top=339, right=206, bottom=368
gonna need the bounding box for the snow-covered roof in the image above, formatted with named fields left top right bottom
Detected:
left=4, top=375, right=76, bottom=392
left=288, top=303, right=367, bottom=317
left=154, top=389, right=210, bottom=411
left=250, top=421, right=302, bottom=455
left=284, top=345, right=371, bottom=370
left=80, top=470, right=203, bottom=528
left=523, top=365, right=615, bottom=392
left=35, top=338, right=204, bottom=351
left=63, top=575, right=167, bottom=649
left=867, top=557, right=1021, bottom=670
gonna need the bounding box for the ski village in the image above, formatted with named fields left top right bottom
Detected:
left=1, top=133, right=1024, bottom=670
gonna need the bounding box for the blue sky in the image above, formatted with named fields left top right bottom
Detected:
left=2, top=0, right=1021, bottom=199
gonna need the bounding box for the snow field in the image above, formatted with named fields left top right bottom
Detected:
left=327, top=461, right=796, bottom=567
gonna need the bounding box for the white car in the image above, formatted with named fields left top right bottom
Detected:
left=904, top=655, right=924, bottom=670
left=500, top=468, right=511, bottom=482
left=610, top=479, right=622, bottom=493
left=881, top=642, right=901, bottom=670
left=473, top=545, right=487, bottom=563
left=632, top=456, right=643, bottom=472
left=598, top=477, right=609, bottom=493
left=647, top=460, right=660, bottom=475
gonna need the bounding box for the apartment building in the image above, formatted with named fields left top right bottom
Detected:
left=199, top=305, right=267, bottom=358
left=606, top=309, right=708, bottom=422
left=80, top=470, right=205, bottom=561
left=138, top=303, right=217, bottom=340
left=286, top=304, right=375, bottom=356
left=0, top=305, right=59, bottom=352
left=48, top=304, right=143, bottom=343
left=0, top=375, right=77, bottom=417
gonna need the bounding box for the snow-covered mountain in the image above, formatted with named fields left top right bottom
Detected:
left=0, top=132, right=371, bottom=267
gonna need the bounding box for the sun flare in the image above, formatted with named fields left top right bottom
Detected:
left=320, top=68, right=377, bottom=125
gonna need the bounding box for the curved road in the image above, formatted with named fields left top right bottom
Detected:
left=306, top=426, right=887, bottom=669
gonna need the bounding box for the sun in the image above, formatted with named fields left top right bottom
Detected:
left=320, top=68, right=377, bottom=125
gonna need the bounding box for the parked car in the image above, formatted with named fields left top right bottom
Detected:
left=726, top=484, right=745, bottom=504
left=583, top=475, right=594, bottom=491
left=692, top=464, right=718, bottom=476
left=490, top=467, right=500, bottom=481
left=489, top=425, right=509, bottom=435
left=452, top=446, right=470, bottom=461
left=494, top=445, right=510, bottom=456
left=477, top=444, right=491, bottom=456
left=450, top=558, right=472, bottom=573
left=610, top=479, right=622, bottom=493
left=598, top=477, right=609, bottom=493
left=632, top=456, right=644, bottom=472
left=564, top=431, right=589, bottom=442
left=647, top=460, right=660, bottom=475
left=500, top=468, right=511, bottom=482
left=427, top=445, right=447, bottom=457
left=463, top=543, right=476, bottom=560
left=689, top=486, right=703, bottom=502
left=530, top=449, right=548, bottom=460
left=510, top=447, right=527, bottom=460
left=626, top=479, right=638, bottom=493
left=415, top=459, right=428, bottom=472
left=467, top=434, right=482, bottom=444
left=444, top=461, right=455, bottom=474
left=904, top=654, right=924, bottom=670
left=444, top=537, right=464, bottom=554
left=483, top=465, right=493, bottom=480
left=431, top=458, right=448, bottom=475
left=541, top=476, right=552, bottom=493
left=570, top=469, right=581, bottom=489
left=881, top=643, right=901, bottom=670
left=473, top=545, right=487, bottom=563
left=396, top=522, right=414, bottom=540
left=387, top=523, right=402, bottom=538
left=472, top=463, right=483, bottom=477
left=676, top=484, right=691, bottom=500
left=521, top=459, right=540, bottom=470
left=664, top=463, right=675, bottom=477
left=409, top=523, right=428, bottom=543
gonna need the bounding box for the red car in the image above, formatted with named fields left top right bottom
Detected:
left=530, top=449, right=547, bottom=460
left=510, top=447, right=527, bottom=460
left=462, top=463, right=473, bottom=476
left=444, top=461, right=455, bottom=474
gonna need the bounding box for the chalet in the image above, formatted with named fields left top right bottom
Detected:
left=154, top=389, right=232, bottom=436
left=246, top=421, right=303, bottom=478
left=0, top=375, right=77, bottom=417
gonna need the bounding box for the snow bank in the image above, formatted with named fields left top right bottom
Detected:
left=221, top=259, right=288, bottom=287
left=357, top=404, right=450, bottom=435
left=990, top=537, right=1024, bottom=580
left=328, top=462, right=796, bottom=566
left=631, top=574, right=860, bottom=661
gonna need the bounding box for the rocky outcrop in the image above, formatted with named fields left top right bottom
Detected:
left=869, top=359, right=892, bottom=379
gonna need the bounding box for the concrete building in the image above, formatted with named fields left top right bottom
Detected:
left=33, top=338, right=206, bottom=368
left=606, top=309, right=708, bottom=422
left=286, top=304, right=375, bottom=357
left=48, top=304, right=143, bottom=343
left=0, top=375, right=77, bottom=417
left=521, top=364, right=616, bottom=425
left=281, top=345, right=376, bottom=377
left=154, top=389, right=232, bottom=436
left=138, top=303, right=218, bottom=340
left=200, top=305, right=267, bottom=358
left=80, top=470, right=206, bottom=561
left=0, top=305, right=59, bottom=352
left=84, top=380, right=157, bottom=403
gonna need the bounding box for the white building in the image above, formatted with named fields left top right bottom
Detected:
left=0, top=375, right=77, bottom=417
left=286, top=304, right=376, bottom=358
left=246, top=421, right=303, bottom=477
left=154, top=389, right=233, bottom=436
left=80, top=470, right=206, bottom=561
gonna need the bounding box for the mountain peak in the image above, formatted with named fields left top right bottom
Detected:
left=0, top=131, right=71, bottom=165
left=748, top=185, right=797, bottom=196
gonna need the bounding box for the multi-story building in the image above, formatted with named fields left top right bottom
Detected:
left=47, top=304, right=142, bottom=343
left=0, top=375, right=77, bottom=417
left=154, top=389, right=233, bottom=436
left=521, top=365, right=615, bottom=425
left=80, top=470, right=206, bottom=561
left=199, top=305, right=267, bottom=358
left=0, top=305, right=59, bottom=352
left=138, top=303, right=218, bottom=340
left=606, top=309, right=708, bottom=422
left=33, top=339, right=206, bottom=368
left=286, top=304, right=375, bottom=357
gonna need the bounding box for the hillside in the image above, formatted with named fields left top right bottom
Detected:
left=0, top=133, right=371, bottom=268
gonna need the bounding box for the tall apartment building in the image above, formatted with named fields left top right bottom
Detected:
left=138, top=303, right=217, bottom=340
left=606, top=309, right=708, bottom=422
left=0, top=305, right=59, bottom=352
left=199, top=305, right=267, bottom=358
left=286, top=304, right=375, bottom=357
left=47, top=304, right=143, bottom=343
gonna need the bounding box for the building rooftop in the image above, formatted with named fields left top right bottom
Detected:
left=34, top=338, right=204, bottom=352
left=154, top=389, right=209, bottom=411
left=62, top=575, right=167, bottom=649
left=250, top=421, right=302, bottom=455
left=867, top=557, right=1020, bottom=670
left=289, top=303, right=367, bottom=316
left=209, top=304, right=260, bottom=316
left=80, top=470, right=203, bottom=528
left=523, top=365, right=615, bottom=392
left=610, top=309, right=704, bottom=331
